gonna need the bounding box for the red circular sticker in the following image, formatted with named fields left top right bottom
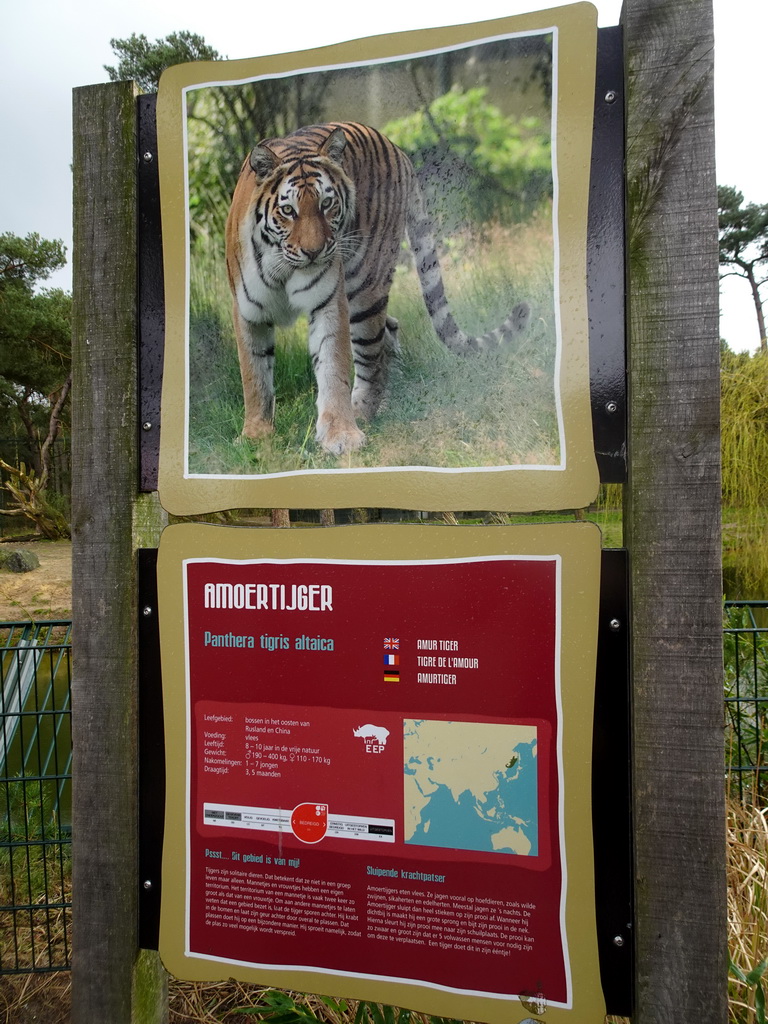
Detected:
left=291, top=803, right=328, bottom=844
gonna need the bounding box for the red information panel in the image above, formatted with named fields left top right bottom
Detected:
left=188, top=556, right=560, bottom=995
left=158, top=523, right=604, bottom=1021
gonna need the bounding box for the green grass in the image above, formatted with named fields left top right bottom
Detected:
left=187, top=215, right=559, bottom=475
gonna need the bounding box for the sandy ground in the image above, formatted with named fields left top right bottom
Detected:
left=0, top=538, right=72, bottom=621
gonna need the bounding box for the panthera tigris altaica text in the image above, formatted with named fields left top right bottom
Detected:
left=225, top=121, right=530, bottom=455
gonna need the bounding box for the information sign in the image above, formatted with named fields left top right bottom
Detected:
left=156, top=3, right=599, bottom=514
left=157, top=523, right=605, bottom=1021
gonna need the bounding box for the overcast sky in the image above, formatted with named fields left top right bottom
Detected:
left=1, top=0, right=764, bottom=351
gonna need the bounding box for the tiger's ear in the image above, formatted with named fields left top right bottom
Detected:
left=249, top=143, right=279, bottom=180
left=321, top=127, right=346, bottom=164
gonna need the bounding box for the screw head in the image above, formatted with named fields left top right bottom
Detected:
left=609, top=618, right=621, bottom=632
left=142, top=606, right=153, bottom=617
left=143, top=879, right=153, bottom=890
left=613, top=934, right=625, bottom=947
left=605, top=90, right=618, bottom=104
left=142, top=421, right=153, bottom=431
left=605, top=400, right=618, bottom=414
left=142, top=151, right=154, bottom=163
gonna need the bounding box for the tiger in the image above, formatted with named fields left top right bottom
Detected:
left=225, top=121, right=530, bottom=456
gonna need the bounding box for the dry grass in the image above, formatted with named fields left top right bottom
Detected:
left=0, top=970, right=71, bottom=1024
left=728, top=794, right=768, bottom=1023
left=169, top=978, right=273, bottom=1022
left=168, top=987, right=424, bottom=1024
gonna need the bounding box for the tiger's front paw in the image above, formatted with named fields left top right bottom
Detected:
left=240, top=416, right=274, bottom=441
left=316, top=414, right=366, bottom=455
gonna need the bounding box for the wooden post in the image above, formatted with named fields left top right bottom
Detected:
left=623, top=1, right=727, bottom=1020
left=71, top=81, right=168, bottom=1023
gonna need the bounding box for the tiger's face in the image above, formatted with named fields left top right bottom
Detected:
left=267, top=169, right=349, bottom=268
left=249, top=130, right=355, bottom=272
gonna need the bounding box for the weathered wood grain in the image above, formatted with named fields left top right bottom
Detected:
left=71, top=81, right=167, bottom=1023
left=624, top=0, right=727, bottom=1020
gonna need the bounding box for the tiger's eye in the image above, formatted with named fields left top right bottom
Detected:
left=280, top=204, right=295, bottom=217
left=320, top=197, right=333, bottom=211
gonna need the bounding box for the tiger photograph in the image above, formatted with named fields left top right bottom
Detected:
left=184, top=31, right=559, bottom=476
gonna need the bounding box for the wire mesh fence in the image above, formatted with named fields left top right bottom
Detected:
left=723, top=601, right=768, bottom=803
left=0, top=621, right=72, bottom=974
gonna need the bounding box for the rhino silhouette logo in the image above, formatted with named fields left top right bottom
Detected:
left=353, top=724, right=390, bottom=747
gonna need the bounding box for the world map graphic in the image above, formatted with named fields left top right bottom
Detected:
left=403, top=719, right=538, bottom=856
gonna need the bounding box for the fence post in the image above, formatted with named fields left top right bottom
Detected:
left=71, top=81, right=168, bottom=1023
left=623, top=0, right=727, bottom=1020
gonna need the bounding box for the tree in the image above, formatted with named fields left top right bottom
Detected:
left=1, top=232, right=66, bottom=286
left=0, top=232, right=71, bottom=501
left=718, top=185, right=768, bottom=352
left=104, top=31, right=222, bottom=92
left=104, top=31, right=333, bottom=241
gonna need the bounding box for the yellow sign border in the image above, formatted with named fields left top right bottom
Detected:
left=157, top=521, right=605, bottom=1022
left=156, top=3, right=599, bottom=515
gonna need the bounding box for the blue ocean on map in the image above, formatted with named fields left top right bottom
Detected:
left=404, top=738, right=538, bottom=856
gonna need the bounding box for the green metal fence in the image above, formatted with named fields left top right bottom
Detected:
left=0, top=621, right=72, bottom=973
left=724, top=601, right=768, bottom=802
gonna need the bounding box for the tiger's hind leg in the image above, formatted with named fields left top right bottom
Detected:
left=351, top=312, right=400, bottom=422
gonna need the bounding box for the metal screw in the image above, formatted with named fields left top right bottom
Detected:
left=605, top=90, right=618, bottom=104
left=609, top=618, right=621, bottom=632
left=613, top=934, right=625, bottom=947
left=142, top=151, right=154, bottom=163
left=143, top=880, right=153, bottom=890
left=142, top=421, right=153, bottom=431
left=605, top=400, right=618, bottom=414
left=142, top=606, right=153, bottom=617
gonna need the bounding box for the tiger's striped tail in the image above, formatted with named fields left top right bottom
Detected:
left=406, top=186, right=530, bottom=355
